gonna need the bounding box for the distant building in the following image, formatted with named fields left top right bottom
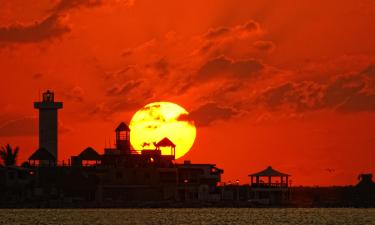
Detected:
left=247, top=166, right=290, bottom=205
left=354, top=173, right=375, bottom=206
left=219, top=166, right=291, bottom=205
left=176, top=160, right=223, bottom=201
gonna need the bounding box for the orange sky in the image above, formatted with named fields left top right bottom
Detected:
left=0, top=0, right=374, bottom=186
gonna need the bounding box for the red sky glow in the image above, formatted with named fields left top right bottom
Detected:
left=0, top=0, right=375, bottom=186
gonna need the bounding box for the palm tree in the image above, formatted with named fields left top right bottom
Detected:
left=0, top=144, right=19, bottom=166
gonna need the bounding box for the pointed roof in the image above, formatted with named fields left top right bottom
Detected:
left=115, top=122, right=130, bottom=132
left=29, top=148, right=55, bottom=161
left=155, top=137, right=176, bottom=147
left=248, top=166, right=290, bottom=177
left=78, top=147, right=101, bottom=160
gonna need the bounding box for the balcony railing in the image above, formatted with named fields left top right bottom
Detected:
left=251, top=183, right=288, bottom=188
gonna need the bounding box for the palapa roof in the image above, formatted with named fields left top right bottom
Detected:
left=29, top=148, right=55, bottom=161
left=115, top=122, right=130, bottom=132
left=78, top=147, right=101, bottom=160
left=248, top=166, right=290, bottom=177
left=155, top=137, right=176, bottom=147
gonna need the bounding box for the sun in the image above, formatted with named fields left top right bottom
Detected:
left=129, top=102, right=196, bottom=159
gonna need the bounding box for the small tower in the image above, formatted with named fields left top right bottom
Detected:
left=115, top=122, right=131, bottom=154
left=34, top=90, right=63, bottom=162
left=155, top=137, right=176, bottom=158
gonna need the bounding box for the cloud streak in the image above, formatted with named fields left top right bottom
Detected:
left=50, top=0, right=103, bottom=14
left=179, top=103, right=237, bottom=127
left=0, top=0, right=135, bottom=45
left=0, top=14, right=70, bottom=43
left=196, top=56, right=264, bottom=81
left=256, top=65, right=375, bottom=113
left=0, top=117, right=37, bottom=137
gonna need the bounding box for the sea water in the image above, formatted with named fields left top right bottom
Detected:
left=0, top=208, right=374, bottom=225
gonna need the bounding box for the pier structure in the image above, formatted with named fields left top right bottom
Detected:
left=248, top=166, right=290, bottom=204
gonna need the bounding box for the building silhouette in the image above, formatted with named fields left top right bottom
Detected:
left=248, top=166, right=290, bottom=204
left=219, top=166, right=291, bottom=205
left=25, top=90, right=224, bottom=205
left=1, top=90, right=373, bottom=207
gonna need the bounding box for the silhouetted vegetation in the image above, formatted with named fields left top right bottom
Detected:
left=0, top=144, right=19, bottom=166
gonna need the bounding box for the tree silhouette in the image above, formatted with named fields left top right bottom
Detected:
left=0, top=144, right=19, bottom=166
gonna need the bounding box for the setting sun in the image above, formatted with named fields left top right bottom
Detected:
left=129, top=102, right=196, bottom=159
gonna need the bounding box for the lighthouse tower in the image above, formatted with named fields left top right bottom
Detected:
left=34, top=90, right=63, bottom=162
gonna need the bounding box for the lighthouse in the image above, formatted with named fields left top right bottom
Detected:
left=34, top=90, right=63, bottom=162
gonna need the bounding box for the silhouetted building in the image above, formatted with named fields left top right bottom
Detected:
left=176, top=160, right=223, bottom=201
left=34, top=90, right=63, bottom=162
left=248, top=166, right=290, bottom=205
left=28, top=147, right=56, bottom=166
left=356, top=174, right=375, bottom=188
left=354, top=173, right=375, bottom=206
left=6, top=90, right=374, bottom=207
left=21, top=91, right=224, bottom=205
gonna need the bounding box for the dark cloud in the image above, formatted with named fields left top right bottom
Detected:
left=322, top=75, right=365, bottom=108
left=241, top=20, right=260, bottom=33
left=106, top=80, right=142, bottom=96
left=0, top=116, right=72, bottom=137
left=0, top=14, right=70, bottom=44
left=257, top=65, right=375, bottom=113
left=0, top=0, right=130, bottom=45
left=203, top=20, right=260, bottom=40
left=121, top=49, right=133, bottom=57
left=333, top=64, right=375, bottom=112
left=0, top=117, right=37, bottom=137
left=205, top=27, right=231, bottom=39
left=153, top=58, right=169, bottom=78
left=338, top=93, right=375, bottom=112
left=199, top=41, right=214, bottom=54
left=260, top=83, right=294, bottom=110
left=361, top=64, right=375, bottom=77
left=259, top=81, right=332, bottom=112
left=103, top=66, right=136, bottom=80
left=90, top=97, right=144, bottom=118
left=253, top=40, right=275, bottom=52
left=108, top=99, right=142, bottom=114
left=176, top=56, right=262, bottom=95
left=62, top=86, right=85, bottom=102
left=50, top=0, right=103, bottom=14
left=195, top=81, right=245, bottom=109
left=179, top=103, right=237, bottom=127
left=196, top=56, right=263, bottom=81
left=32, top=73, right=43, bottom=79
left=198, top=20, right=262, bottom=56
left=332, top=68, right=375, bottom=112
